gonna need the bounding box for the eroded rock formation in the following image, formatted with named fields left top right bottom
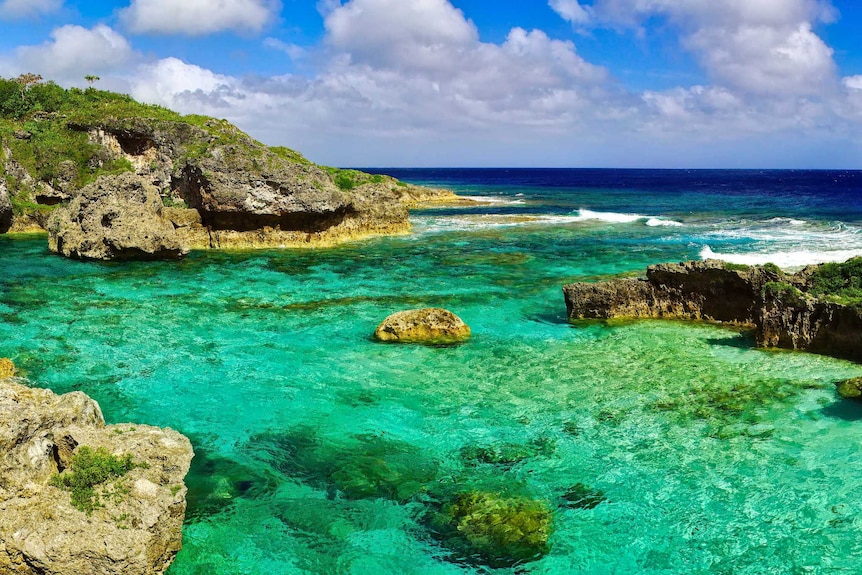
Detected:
left=0, top=376, right=193, bottom=575
left=47, top=173, right=187, bottom=261
left=563, top=259, right=862, bottom=362
left=374, top=308, right=471, bottom=344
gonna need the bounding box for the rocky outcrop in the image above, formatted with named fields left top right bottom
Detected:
left=563, top=259, right=862, bottom=362
left=565, top=260, right=781, bottom=324
left=47, top=173, right=187, bottom=261
left=3, top=98, right=467, bottom=257
left=374, top=308, right=471, bottom=344
left=0, top=180, right=12, bottom=233
left=0, top=378, right=193, bottom=575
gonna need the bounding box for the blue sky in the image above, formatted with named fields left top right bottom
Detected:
left=1, top=0, right=861, bottom=168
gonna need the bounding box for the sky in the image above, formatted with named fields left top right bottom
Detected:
left=1, top=0, right=861, bottom=168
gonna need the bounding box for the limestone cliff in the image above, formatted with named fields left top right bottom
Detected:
left=0, top=376, right=193, bottom=575
left=563, top=259, right=862, bottom=363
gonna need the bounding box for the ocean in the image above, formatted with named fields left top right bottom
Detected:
left=2, top=168, right=862, bottom=574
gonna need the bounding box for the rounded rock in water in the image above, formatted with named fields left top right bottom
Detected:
left=373, top=308, right=471, bottom=344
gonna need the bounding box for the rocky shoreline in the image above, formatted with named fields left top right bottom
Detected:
left=563, top=259, right=862, bottom=363
left=0, top=366, right=193, bottom=575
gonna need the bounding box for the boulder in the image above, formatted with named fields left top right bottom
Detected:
left=47, top=173, right=187, bottom=261
left=0, top=180, right=12, bottom=234
left=0, top=379, right=193, bottom=575
left=374, top=308, right=471, bottom=344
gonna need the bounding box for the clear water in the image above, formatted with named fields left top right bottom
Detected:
left=2, top=169, right=862, bottom=574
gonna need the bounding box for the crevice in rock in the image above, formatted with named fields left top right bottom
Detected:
left=112, top=132, right=155, bottom=156
left=203, top=206, right=355, bottom=233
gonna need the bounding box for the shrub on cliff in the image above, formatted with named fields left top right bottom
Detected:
left=808, top=258, right=862, bottom=305
left=50, top=446, right=141, bottom=514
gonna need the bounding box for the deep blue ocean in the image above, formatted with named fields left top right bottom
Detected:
left=3, top=168, right=862, bottom=574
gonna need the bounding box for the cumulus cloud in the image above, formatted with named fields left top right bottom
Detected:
left=554, top=0, right=839, bottom=96
left=549, top=0, right=591, bottom=26
left=0, top=0, right=62, bottom=19
left=844, top=76, right=862, bottom=91
left=16, top=25, right=135, bottom=82
left=324, top=0, right=479, bottom=71
left=120, top=0, right=279, bottom=36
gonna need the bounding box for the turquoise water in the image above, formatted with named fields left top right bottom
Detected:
left=3, top=170, right=862, bottom=574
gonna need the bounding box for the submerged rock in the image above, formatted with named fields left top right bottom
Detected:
left=836, top=377, right=862, bottom=399
left=0, top=379, right=193, bottom=575
left=428, top=491, right=553, bottom=568
left=560, top=483, right=606, bottom=510
left=47, top=173, right=187, bottom=261
left=0, top=358, right=14, bottom=379
left=247, top=428, right=439, bottom=503
left=374, top=308, right=471, bottom=344
left=563, top=259, right=862, bottom=362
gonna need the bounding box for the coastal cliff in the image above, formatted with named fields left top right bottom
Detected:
left=0, top=373, right=193, bottom=575
left=564, top=259, right=862, bottom=363
left=0, top=77, right=464, bottom=259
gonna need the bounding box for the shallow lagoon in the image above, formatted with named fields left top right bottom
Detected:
left=3, top=170, right=862, bottom=574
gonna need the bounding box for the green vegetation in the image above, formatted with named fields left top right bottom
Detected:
left=49, top=446, right=140, bottom=514
left=808, top=257, right=862, bottom=306
left=762, top=281, right=806, bottom=307
left=324, top=167, right=386, bottom=191
left=722, top=262, right=751, bottom=272
left=761, top=262, right=783, bottom=275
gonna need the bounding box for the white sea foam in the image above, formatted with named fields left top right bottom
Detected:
left=701, top=219, right=862, bottom=252
left=460, top=195, right=525, bottom=205
left=699, top=245, right=862, bottom=270
left=575, top=209, right=684, bottom=227
left=645, top=217, right=685, bottom=228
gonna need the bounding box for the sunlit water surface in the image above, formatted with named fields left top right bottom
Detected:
left=2, top=169, right=862, bottom=574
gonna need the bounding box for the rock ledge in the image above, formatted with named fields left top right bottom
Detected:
left=563, top=259, right=862, bottom=362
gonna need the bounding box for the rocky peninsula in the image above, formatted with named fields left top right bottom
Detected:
left=0, top=366, right=193, bottom=575
left=0, top=78, right=467, bottom=260
left=564, top=259, right=862, bottom=363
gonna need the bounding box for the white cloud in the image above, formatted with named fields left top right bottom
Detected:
left=324, top=0, right=479, bottom=72
left=844, top=76, right=862, bottom=91
left=549, top=0, right=591, bottom=25
left=120, top=0, right=279, bottom=36
left=263, top=38, right=306, bottom=60
left=557, top=0, right=839, bottom=96
left=0, top=0, right=62, bottom=18
left=16, top=25, right=135, bottom=82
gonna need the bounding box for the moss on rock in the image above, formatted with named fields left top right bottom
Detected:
left=836, top=377, right=862, bottom=400
left=430, top=490, right=553, bottom=568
